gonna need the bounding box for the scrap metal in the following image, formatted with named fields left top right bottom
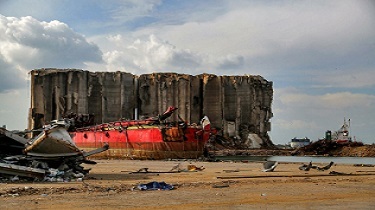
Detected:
left=0, top=120, right=108, bottom=182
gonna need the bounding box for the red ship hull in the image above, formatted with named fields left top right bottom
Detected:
left=70, top=124, right=211, bottom=159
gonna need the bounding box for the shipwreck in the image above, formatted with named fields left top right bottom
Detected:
left=69, top=106, right=215, bottom=159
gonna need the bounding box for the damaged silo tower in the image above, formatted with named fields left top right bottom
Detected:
left=28, top=69, right=274, bottom=148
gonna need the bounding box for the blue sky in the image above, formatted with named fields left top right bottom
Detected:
left=0, top=0, right=374, bottom=144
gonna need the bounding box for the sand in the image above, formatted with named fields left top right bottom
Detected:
left=1, top=159, right=374, bottom=209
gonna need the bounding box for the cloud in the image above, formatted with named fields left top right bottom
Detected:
left=270, top=87, right=375, bottom=144
left=0, top=89, right=29, bottom=130
left=311, top=68, right=375, bottom=89
left=216, top=54, right=244, bottom=70
left=89, top=34, right=245, bottom=74
left=274, top=88, right=375, bottom=125
left=131, top=1, right=375, bottom=82
left=278, top=89, right=375, bottom=110
left=0, top=15, right=103, bottom=92
left=0, top=57, right=25, bottom=91
left=116, top=34, right=203, bottom=73
left=109, top=0, right=162, bottom=22
left=272, top=118, right=319, bottom=131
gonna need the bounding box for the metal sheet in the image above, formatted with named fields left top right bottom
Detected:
left=0, top=162, right=45, bottom=179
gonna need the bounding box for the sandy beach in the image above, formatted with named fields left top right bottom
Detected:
left=1, top=159, right=374, bottom=209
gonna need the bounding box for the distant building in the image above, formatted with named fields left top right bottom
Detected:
left=290, top=137, right=311, bottom=148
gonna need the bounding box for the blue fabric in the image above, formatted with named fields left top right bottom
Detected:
left=137, top=181, right=174, bottom=190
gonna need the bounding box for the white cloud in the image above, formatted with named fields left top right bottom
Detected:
left=89, top=34, right=245, bottom=74
left=0, top=15, right=103, bottom=91
left=116, top=34, right=203, bottom=73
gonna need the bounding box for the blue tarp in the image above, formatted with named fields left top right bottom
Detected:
left=137, top=181, right=174, bottom=190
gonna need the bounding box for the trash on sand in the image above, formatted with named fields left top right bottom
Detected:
left=353, top=164, right=374, bottom=167
left=223, top=169, right=240, bottom=173
left=212, top=183, right=230, bottom=188
left=0, top=120, right=109, bottom=182
left=137, top=181, right=174, bottom=190
left=127, top=163, right=204, bottom=174
left=329, top=171, right=350, bottom=175
left=317, top=161, right=334, bottom=171
left=262, top=161, right=278, bottom=172
left=299, top=161, right=313, bottom=171
left=169, top=163, right=181, bottom=172
left=136, top=168, right=149, bottom=173
left=298, top=161, right=335, bottom=172
left=127, top=167, right=180, bottom=174
left=187, top=164, right=205, bottom=171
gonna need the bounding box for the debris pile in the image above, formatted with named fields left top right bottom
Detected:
left=62, top=113, right=95, bottom=131
left=0, top=120, right=108, bottom=182
left=292, top=139, right=366, bottom=156
left=124, top=163, right=206, bottom=174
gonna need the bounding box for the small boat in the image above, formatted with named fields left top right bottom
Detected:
left=69, top=106, right=216, bottom=159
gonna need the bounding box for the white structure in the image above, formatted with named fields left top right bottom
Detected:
left=290, top=137, right=311, bottom=149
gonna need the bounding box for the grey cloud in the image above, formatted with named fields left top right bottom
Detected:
left=170, top=50, right=202, bottom=68
left=0, top=58, right=25, bottom=93
left=216, top=54, right=244, bottom=70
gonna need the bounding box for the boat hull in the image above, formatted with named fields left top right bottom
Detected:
left=70, top=125, right=211, bottom=159
left=25, top=126, right=82, bottom=157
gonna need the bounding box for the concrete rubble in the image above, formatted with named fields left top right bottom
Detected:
left=0, top=121, right=108, bottom=182
left=28, top=69, right=274, bottom=149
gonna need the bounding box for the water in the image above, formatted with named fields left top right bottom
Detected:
left=268, top=156, right=375, bottom=164
left=214, top=155, right=375, bottom=165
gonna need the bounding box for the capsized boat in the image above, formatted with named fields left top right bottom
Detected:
left=24, top=120, right=109, bottom=158
left=25, top=120, right=83, bottom=157
left=69, top=106, right=216, bottom=159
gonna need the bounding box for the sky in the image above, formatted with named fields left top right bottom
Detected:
left=0, top=0, right=374, bottom=145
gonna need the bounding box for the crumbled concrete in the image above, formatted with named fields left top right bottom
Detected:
left=29, top=69, right=274, bottom=148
